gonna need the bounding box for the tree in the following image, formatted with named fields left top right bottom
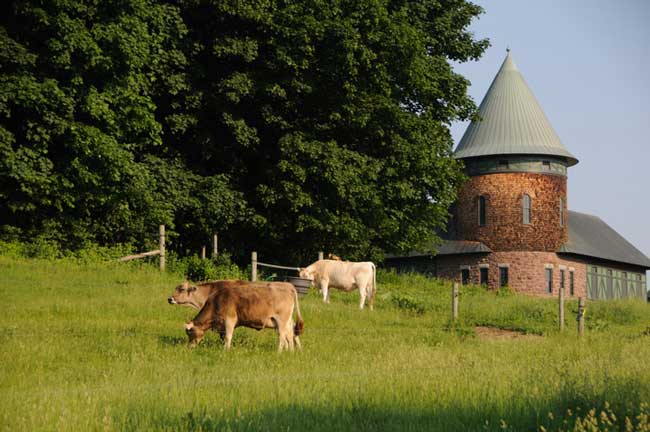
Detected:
left=0, top=0, right=247, bottom=251
left=173, top=0, right=488, bottom=262
left=1, top=0, right=488, bottom=262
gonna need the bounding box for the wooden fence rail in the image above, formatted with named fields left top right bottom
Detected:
left=251, top=251, right=323, bottom=282
left=118, top=224, right=166, bottom=271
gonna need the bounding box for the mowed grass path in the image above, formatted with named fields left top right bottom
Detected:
left=1, top=256, right=650, bottom=431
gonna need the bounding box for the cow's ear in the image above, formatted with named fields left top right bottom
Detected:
left=185, top=321, right=194, bottom=331
left=189, top=285, right=197, bottom=292
left=181, top=280, right=189, bottom=289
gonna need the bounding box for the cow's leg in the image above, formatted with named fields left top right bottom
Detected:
left=276, top=318, right=293, bottom=352
left=320, top=280, right=330, bottom=304
left=294, top=335, right=302, bottom=350
left=290, top=317, right=302, bottom=349
left=368, top=284, right=375, bottom=311
left=272, top=317, right=287, bottom=352
left=223, top=319, right=236, bottom=350
left=359, top=287, right=367, bottom=310
left=284, top=319, right=295, bottom=352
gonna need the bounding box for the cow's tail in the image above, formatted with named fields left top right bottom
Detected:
left=369, top=262, right=377, bottom=310
left=293, top=289, right=304, bottom=336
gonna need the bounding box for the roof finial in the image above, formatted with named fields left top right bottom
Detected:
left=506, top=46, right=510, bottom=54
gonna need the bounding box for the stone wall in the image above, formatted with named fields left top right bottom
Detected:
left=454, top=173, right=567, bottom=252
left=436, top=252, right=587, bottom=298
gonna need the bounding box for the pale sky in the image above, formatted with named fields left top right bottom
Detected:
left=450, top=0, right=650, bottom=270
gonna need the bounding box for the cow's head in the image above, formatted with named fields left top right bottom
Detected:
left=298, top=267, right=314, bottom=281
left=185, top=321, right=205, bottom=347
left=168, top=281, right=198, bottom=306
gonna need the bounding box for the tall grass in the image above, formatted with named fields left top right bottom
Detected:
left=1, top=256, right=649, bottom=431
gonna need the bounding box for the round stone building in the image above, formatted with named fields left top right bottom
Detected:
left=387, top=50, right=649, bottom=300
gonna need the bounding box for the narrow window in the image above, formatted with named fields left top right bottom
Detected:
left=479, top=268, right=488, bottom=286
left=591, top=267, right=598, bottom=299
left=569, top=271, right=575, bottom=296
left=545, top=268, right=553, bottom=294
left=499, top=267, right=509, bottom=287
left=498, top=160, right=509, bottom=169
left=559, top=197, right=564, bottom=227
left=461, top=269, right=470, bottom=285
left=478, top=196, right=486, bottom=226
left=522, top=194, right=531, bottom=225
left=542, top=160, right=551, bottom=169
left=560, top=269, right=565, bottom=292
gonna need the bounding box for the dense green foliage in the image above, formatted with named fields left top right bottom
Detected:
left=2, top=255, right=650, bottom=431
left=0, top=0, right=488, bottom=262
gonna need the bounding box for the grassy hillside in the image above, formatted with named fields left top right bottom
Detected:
left=1, top=255, right=649, bottom=431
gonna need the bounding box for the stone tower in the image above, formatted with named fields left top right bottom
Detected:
left=386, top=49, right=650, bottom=299
left=453, top=50, right=578, bottom=253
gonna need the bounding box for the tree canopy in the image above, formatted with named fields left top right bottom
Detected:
left=0, top=0, right=488, bottom=263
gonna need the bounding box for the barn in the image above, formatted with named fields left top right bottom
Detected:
left=385, top=50, right=650, bottom=300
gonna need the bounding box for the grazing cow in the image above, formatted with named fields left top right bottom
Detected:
left=184, top=281, right=304, bottom=351
left=299, top=259, right=376, bottom=310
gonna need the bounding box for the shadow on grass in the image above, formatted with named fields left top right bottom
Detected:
left=119, top=389, right=648, bottom=432
left=157, top=335, right=186, bottom=346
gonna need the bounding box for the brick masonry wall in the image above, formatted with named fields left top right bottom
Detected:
left=437, top=252, right=587, bottom=298
left=455, top=173, right=567, bottom=252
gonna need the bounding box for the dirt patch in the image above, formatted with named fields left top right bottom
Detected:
left=475, top=326, right=542, bottom=341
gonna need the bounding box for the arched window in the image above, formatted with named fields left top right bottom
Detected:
left=559, top=197, right=564, bottom=227
left=522, top=194, right=531, bottom=224
left=478, top=196, right=486, bottom=226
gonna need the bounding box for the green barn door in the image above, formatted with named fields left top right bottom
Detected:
left=587, top=267, right=597, bottom=299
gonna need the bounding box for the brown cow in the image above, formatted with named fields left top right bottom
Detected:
left=184, top=280, right=304, bottom=351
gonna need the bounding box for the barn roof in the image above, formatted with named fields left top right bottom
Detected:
left=386, top=240, right=491, bottom=259
left=454, top=50, right=578, bottom=166
left=559, top=211, right=650, bottom=269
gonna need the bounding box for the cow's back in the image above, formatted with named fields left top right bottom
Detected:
left=207, top=281, right=296, bottom=328
left=319, top=260, right=373, bottom=290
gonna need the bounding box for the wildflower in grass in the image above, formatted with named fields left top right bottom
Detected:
left=625, top=417, right=633, bottom=432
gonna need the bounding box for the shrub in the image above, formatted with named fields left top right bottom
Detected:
left=22, top=237, right=61, bottom=259
left=0, top=240, right=24, bottom=258
left=391, top=293, right=427, bottom=314
left=180, top=253, right=247, bottom=282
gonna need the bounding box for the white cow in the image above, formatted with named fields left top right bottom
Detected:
left=299, top=259, right=376, bottom=310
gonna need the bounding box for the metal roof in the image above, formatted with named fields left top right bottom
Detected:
left=386, top=240, right=492, bottom=259
left=559, top=211, right=650, bottom=268
left=454, top=50, right=578, bottom=166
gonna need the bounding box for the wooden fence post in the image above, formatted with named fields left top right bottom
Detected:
left=452, top=282, right=459, bottom=322
left=559, top=285, right=565, bottom=331
left=577, top=297, right=585, bottom=337
left=318, top=251, right=324, bottom=261
left=213, top=234, right=218, bottom=258
left=200, top=246, right=206, bottom=260
left=159, top=225, right=165, bottom=272
left=251, top=251, right=258, bottom=282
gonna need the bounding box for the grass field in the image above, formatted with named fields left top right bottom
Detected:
left=1, top=255, right=650, bottom=431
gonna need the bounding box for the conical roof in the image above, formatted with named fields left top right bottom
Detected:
left=455, top=50, right=578, bottom=166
